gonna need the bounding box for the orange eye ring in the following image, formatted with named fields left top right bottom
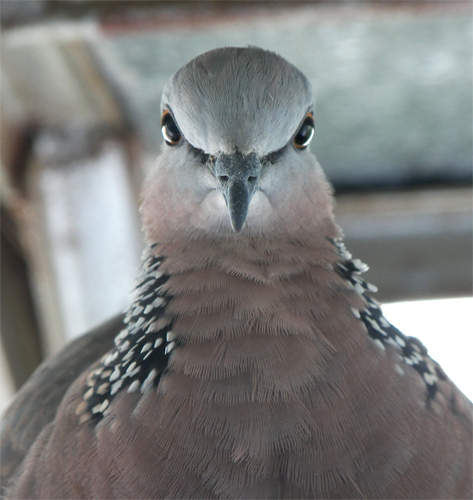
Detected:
left=293, top=112, right=314, bottom=150
left=161, top=110, right=182, bottom=146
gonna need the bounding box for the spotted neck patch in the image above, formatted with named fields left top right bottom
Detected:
left=332, top=238, right=446, bottom=403
left=76, top=246, right=176, bottom=423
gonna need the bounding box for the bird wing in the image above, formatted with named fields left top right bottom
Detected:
left=0, top=313, right=124, bottom=490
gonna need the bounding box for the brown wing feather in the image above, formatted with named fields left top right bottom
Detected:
left=0, top=314, right=123, bottom=492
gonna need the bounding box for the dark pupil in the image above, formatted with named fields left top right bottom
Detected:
left=164, top=116, right=180, bottom=142
left=295, top=119, right=312, bottom=145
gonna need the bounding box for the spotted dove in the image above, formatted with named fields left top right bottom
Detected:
left=1, top=47, right=472, bottom=499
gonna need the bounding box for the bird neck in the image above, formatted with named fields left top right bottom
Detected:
left=148, top=231, right=367, bottom=404
left=79, top=231, right=439, bottom=425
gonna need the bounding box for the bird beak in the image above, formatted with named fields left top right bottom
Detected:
left=211, top=152, right=262, bottom=232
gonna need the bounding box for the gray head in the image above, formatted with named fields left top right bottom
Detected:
left=142, top=47, right=334, bottom=239
left=161, top=47, right=313, bottom=156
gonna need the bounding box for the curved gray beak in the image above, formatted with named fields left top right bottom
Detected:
left=212, top=152, right=262, bottom=232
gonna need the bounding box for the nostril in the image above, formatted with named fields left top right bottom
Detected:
left=218, top=175, right=229, bottom=183
left=248, top=176, right=257, bottom=184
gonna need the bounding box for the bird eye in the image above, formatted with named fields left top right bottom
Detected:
left=293, top=113, right=314, bottom=149
left=161, top=110, right=182, bottom=146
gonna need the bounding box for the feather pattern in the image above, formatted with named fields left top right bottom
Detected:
left=5, top=230, right=472, bottom=499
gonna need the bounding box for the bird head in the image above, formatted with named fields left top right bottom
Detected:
left=141, top=47, right=336, bottom=243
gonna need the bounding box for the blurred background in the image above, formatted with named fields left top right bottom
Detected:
left=1, top=0, right=472, bottom=412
